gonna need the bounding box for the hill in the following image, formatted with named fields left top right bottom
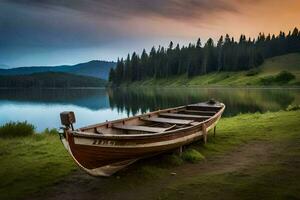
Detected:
left=0, top=60, right=116, bottom=80
left=110, top=28, right=300, bottom=86
left=0, top=72, right=107, bottom=88
left=125, top=53, right=300, bottom=87
left=0, top=64, right=10, bottom=69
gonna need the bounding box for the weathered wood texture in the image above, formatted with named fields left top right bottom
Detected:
left=159, top=113, right=210, bottom=120
left=61, top=101, right=225, bottom=176
left=180, top=110, right=216, bottom=115
left=113, top=125, right=168, bottom=133
left=141, top=117, right=194, bottom=125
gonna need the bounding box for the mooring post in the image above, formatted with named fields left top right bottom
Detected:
left=214, top=126, right=216, bottom=137
left=175, top=146, right=183, bottom=156
left=179, top=146, right=183, bottom=156
left=202, top=123, right=207, bottom=144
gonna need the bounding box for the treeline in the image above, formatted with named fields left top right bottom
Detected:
left=0, top=72, right=107, bottom=88
left=109, top=28, right=300, bottom=85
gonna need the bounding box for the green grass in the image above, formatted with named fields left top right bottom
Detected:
left=0, top=132, right=76, bottom=200
left=0, top=110, right=300, bottom=199
left=157, top=110, right=300, bottom=199
left=181, top=149, right=205, bottom=163
left=126, top=53, right=300, bottom=87
left=42, top=128, right=59, bottom=135
left=0, top=121, right=35, bottom=138
left=111, top=110, right=300, bottom=199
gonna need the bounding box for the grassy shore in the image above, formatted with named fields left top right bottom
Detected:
left=0, top=130, right=76, bottom=200
left=1, top=110, right=300, bottom=199
left=159, top=110, right=300, bottom=199
left=125, top=53, right=300, bottom=87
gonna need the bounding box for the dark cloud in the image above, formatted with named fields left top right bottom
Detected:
left=0, top=0, right=278, bottom=67
left=0, top=1, right=238, bottom=55
left=5, top=0, right=238, bottom=20
left=0, top=2, right=120, bottom=48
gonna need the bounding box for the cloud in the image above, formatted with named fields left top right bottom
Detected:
left=0, top=2, right=119, bottom=47
left=1, top=0, right=299, bottom=67
left=0, top=0, right=240, bottom=52
left=5, top=0, right=238, bottom=20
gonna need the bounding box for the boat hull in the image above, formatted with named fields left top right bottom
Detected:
left=61, top=113, right=222, bottom=176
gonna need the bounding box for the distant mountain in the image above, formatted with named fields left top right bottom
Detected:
left=0, top=64, right=10, bottom=69
left=0, top=72, right=107, bottom=88
left=0, top=60, right=116, bottom=80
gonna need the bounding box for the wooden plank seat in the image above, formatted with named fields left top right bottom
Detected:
left=159, top=113, right=211, bottom=120
left=141, top=117, right=194, bottom=125
left=187, top=103, right=222, bottom=111
left=180, top=110, right=216, bottom=115
left=113, top=125, right=170, bottom=133
left=189, top=103, right=223, bottom=108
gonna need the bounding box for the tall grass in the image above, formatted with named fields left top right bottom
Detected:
left=42, top=128, right=59, bottom=135
left=181, top=149, right=206, bottom=163
left=0, top=121, right=35, bottom=138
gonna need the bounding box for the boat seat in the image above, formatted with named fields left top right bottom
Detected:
left=159, top=113, right=211, bottom=120
left=187, top=104, right=222, bottom=111
left=189, top=103, right=222, bottom=108
left=141, top=117, right=194, bottom=125
left=113, top=125, right=172, bottom=133
left=181, top=110, right=216, bottom=115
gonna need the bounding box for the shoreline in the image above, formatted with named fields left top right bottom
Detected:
left=114, top=85, right=300, bottom=90
left=0, top=87, right=107, bottom=90
left=1, top=85, right=300, bottom=90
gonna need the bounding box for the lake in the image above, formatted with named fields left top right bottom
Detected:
left=0, top=87, right=299, bottom=131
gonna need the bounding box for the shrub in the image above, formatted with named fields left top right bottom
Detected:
left=260, top=71, right=295, bottom=85
left=0, top=121, right=35, bottom=138
left=286, top=104, right=300, bottom=111
left=181, top=149, right=205, bottom=163
left=274, top=71, right=295, bottom=83
left=42, top=128, right=59, bottom=135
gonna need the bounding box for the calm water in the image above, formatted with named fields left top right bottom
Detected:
left=0, top=88, right=299, bottom=131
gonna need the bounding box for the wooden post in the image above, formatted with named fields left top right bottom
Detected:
left=174, top=146, right=183, bottom=156
left=214, top=126, right=216, bottom=137
left=202, top=123, right=207, bottom=144
left=179, top=146, right=183, bottom=156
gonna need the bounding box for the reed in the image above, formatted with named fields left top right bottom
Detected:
left=0, top=121, right=35, bottom=138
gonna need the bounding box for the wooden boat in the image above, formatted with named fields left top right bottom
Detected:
left=59, top=100, right=225, bottom=176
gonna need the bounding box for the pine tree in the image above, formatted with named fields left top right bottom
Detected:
left=108, top=68, right=115, bottom=83
left=110, top=28, right=299, bottom=85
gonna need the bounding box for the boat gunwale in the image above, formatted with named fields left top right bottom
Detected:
left=78, top=105, right=187, bottom=130
left=69, top=103, right=225, bottom=140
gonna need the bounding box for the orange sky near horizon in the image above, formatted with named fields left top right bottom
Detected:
left=126, top=0, right=300, bottom=43
left=1, top=0, right=299, bottom=66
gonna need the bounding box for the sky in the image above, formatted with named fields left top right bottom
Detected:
left=0, top=0, right=299, bottom=68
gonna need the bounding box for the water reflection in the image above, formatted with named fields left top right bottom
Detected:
left=0, top=88, right=299, bottom=131
left=0, top=88, right=109, bottom=110
left=108, top=87, right=299, bottom=117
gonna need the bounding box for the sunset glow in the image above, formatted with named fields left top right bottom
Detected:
left=1, top=0, right=299, bottom=67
